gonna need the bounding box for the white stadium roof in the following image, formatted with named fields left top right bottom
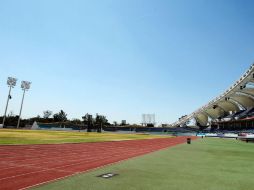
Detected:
left=170, top=63, right=254, bottom=127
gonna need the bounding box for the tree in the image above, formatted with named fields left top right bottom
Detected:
left=179, top=115, right=187, bottom=121
left=8, top=111, right=15, bottom=117
left=71, top=118, right=82, bottom=124
left=43, top=110, right=53, bottom=119
left=82, top=113, right=93, bottom=132
left=95, top=114, right=108, bottom=125
left=95, top=114, right=108, bottom=133
left=53, top=110, right=67, bottom=122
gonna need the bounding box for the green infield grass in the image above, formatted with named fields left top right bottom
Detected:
left=0, top=129, right=168, bottom=145
left=33, top=138, right=254, bottom=190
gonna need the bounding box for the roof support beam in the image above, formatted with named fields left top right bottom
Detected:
left=227, top=97, right=246, bottom=110
left=203, top=111, right=216, bottom=120
left=235, top=91, right=254, bottom=100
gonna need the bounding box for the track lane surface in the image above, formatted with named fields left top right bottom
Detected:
left=0, top=136, right=197, bottom=190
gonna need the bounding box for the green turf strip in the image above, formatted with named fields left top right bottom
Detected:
left=0, top=129, right=167, bottom=145
left=33, top=138, right=254, bottom=190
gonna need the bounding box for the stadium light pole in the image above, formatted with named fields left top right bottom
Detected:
left=2, top=77, right=17, bottom=127
left=17, top=81, right=31, bottom=128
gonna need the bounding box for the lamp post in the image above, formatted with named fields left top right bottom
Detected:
left=2, top=77, right=17, bottom=127
left=17, top=81, right=31, bottom=128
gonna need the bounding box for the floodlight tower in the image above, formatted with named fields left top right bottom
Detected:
left=2, top=77, right=17, bottom=127
left=17, top=81, right=31, bottom=128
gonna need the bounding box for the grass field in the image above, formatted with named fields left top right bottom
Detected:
left=0, top=129, right=168, bottom=145
left=33, top=138, right=254, bottom=190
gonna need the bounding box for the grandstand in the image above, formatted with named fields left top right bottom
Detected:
left=171, top=63, right=254, bottom=130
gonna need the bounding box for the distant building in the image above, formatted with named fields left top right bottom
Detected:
left=142, top=114, right=156, bottom=127
left=121, top=120, right=126, bottom=126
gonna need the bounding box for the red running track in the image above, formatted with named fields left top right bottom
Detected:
left=0, top=136, right=197, bottom=190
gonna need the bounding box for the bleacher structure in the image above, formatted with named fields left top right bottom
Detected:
left=170, top=63, right=254, bottom=130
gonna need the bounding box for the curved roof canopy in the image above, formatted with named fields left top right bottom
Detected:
left=171, top=64, right=254, bottom=127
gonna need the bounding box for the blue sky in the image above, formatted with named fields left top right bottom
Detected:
left=0, top=0, right=254, bottom=124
